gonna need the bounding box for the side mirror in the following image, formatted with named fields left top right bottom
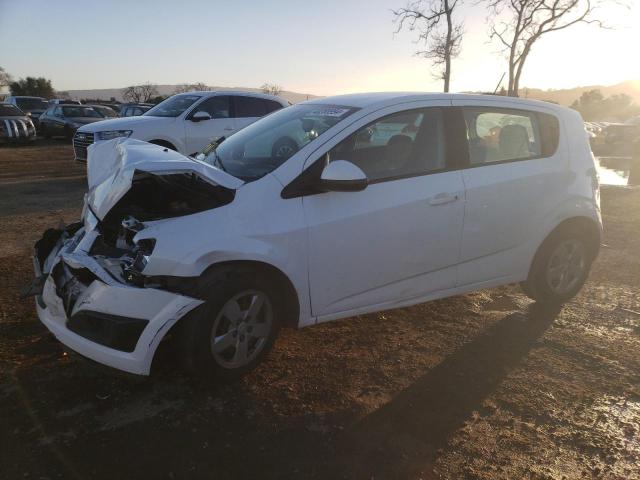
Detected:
left=318, top=160, right=368, bottom=192
left=191, top=111, right=212, bottom=122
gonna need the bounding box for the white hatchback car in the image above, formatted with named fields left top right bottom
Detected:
left=72, top=91, right=289, bottom=161
left=29, top=93, right=602, bottom=379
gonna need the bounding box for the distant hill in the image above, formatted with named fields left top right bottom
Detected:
left=516, top=80, right=640, bottom=106
left=65, top=84, right=319, bottom=104
left=64, top=80, right=640, bottom=108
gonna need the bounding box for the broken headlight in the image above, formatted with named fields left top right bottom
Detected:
left=122, top=238, right=156, bottom=286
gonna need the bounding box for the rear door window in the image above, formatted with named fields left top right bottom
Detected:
left=463, top=108, right=546, bottom=165
left=264, top=99, right=284, bottom=113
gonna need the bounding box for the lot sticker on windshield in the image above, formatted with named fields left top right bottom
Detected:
left=306, top=107, right=351, bottom=117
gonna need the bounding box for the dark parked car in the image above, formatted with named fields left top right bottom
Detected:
left=119, top=103, right=152, bottom=117
left=0, top=103, right=37, bottom=143
left=39, top=105, right=104, bottom=139
left=604, top=123, right=640, bottom=144
left=49, top=99, right=82, bottom=106
left=88, top=104, right=118, bottom=118
left=5, top=96, right=49, bottom=129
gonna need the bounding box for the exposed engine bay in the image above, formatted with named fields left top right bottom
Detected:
left=90, top=171, right=235, bottom=287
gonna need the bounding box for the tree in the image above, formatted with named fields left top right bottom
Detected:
left=0, top=67, right=11, bottom=89
left=571, top=89, right=640, bottom=121
left=121, top=83, right=159, bottom=103
left=261, top=83, right=283, bottom=96
left=174, top=82, right=210, bottom=94
left=392, top=0, right=464, bottom=92
left=149, top=95, right=168, bottom=105
left=9, top=76, right=55, bottom=98
left=484, top=0, right=628, bottom=97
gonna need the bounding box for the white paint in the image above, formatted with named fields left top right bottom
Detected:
left=76, top=91, right=289, bottom=156
left=34, top=92, right=602, bottom=375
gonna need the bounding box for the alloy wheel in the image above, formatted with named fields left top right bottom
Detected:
left=210, top=290, right=273, bottom=369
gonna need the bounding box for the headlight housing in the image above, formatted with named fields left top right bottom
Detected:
left=96, top=130, right=133, bottom=141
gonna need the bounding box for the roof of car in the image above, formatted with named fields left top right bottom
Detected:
left=174, top=90, right=286, bottom=102
left=304, top=92, right=567, bottom=112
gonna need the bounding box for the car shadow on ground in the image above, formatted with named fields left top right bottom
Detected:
left=327, top=302, right=561, bottom=479
left=2, top=293, right=561, bottom=479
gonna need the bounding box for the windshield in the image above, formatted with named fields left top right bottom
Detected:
left=15, top=98, right=48, bottom=111
left=144, top=95, right=201, bottom=117
left=62, top=106, right=102, bottom=118
left=0, top=104, right=24, bottom=116
left=201, top=104, right=358, bottom=181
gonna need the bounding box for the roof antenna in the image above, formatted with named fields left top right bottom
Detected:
left=493, top=72, right=506, bottom=95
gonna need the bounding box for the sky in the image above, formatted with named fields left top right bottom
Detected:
left=1, top=0, right=638, bottom=96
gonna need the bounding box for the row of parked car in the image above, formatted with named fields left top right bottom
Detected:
left=0, top=92, right=289, bottom=151
left=0, top=95, right=155, bottom=143
left=585, top=120, right=640, bottom=145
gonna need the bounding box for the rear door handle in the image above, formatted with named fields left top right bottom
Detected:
left=224, top=126, right=234, bottom=131
left=428, top=192, right=459, bottom=206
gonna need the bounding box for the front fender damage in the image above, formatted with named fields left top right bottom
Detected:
left=21, top=139, right=248, bottom=375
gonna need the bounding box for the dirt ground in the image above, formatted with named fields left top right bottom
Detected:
left=1, top=141, right=639, bottom=480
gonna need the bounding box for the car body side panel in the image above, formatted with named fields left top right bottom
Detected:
left=451, top=98, right=573, bottom=285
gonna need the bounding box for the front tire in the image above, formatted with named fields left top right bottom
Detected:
left=64, top=126, right=74, bottom=140
left=522, top=228, right=595, bottom=305
left=177, top=268, right=281, bottom=381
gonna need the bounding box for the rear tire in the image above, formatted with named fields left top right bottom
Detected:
left=521, top=227, right=595, bottom=305
left=176, top=267, right=281, bottom=382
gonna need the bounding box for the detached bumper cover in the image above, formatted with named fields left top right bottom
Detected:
left=32, top=226, right=203, bottom=375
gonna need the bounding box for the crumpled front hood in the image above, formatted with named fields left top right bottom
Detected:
left=86, top=138, right=243, bottom=220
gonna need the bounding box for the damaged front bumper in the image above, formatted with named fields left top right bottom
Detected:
left=28, top=221, right=203, bottom=376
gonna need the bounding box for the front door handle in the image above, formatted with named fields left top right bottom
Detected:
left=428, top=192, right=459, bottom=206
left=224, top=126, right=234, bottom=131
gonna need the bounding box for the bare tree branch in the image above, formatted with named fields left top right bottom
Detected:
left=261, top=83, right=284, bottom=96
left=393, top=0, right=465, bottom=92
left=121, top=83, right=159, bottom=103
left=174, top=83, right=210, bottom=94
left=483, top=0, right=629, bottom=96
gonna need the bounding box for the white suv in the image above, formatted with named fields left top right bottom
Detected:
left=30, top=93, right=602, bottom=380
left=72, top=91, right=289, bottom=161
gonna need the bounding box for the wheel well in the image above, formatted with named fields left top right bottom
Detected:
left=202, top=260, right=301, bottom=328
left=149, top=139, right=177, bottom=151
left=530, top=216, right=602, bottom=276
left=549, top=217, right=601, bottom=257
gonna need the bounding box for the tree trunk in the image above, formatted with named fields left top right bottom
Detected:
left=443, top=0, right=452, bottom=93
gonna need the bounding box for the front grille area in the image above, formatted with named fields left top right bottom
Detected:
left=1, top=119, right=36, bottom=141
left=67, top=311, right=148, bottom=352
left=73, top=131, right=95, bottom=161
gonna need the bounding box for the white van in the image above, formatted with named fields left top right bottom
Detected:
left=29, top=93, right=602, bottom=380
left=72, top=91, right=289, bottom=161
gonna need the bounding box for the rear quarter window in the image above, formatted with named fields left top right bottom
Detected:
left=537, top=112, right=560, bottom=157
left=234, top=96, right=267, bottom=118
